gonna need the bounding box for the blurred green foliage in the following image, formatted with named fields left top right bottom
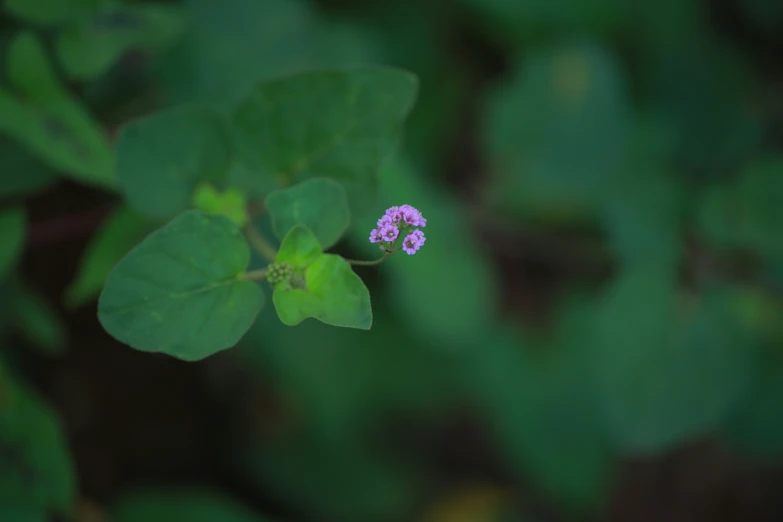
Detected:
left=0, top=32, right=115, bottom=189
left=0, top=358, right=76, bottom=519
left=2, top=0, right=783, bottom=521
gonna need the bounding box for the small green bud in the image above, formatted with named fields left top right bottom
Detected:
left=266, top=262, right=293, bottom=285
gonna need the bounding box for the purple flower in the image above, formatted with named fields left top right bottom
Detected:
left=401, top=205, right=424, bottom=227
left=380, top=224, right=399, bottom=242
left=402, top=230, right=426, bottom=255
left=369, top=204, right=428, bottom=250
left=385, top=205, right=403, bottom=225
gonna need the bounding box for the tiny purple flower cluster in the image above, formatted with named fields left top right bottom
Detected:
left=369, top=204, right=427, bottom=255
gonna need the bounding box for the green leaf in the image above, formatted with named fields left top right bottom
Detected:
left=192, top=184, right=248, bottom=228
left=0, top=359, right=77, bottom=514
left=266, top=178, right=350, bottom=249
left=64, top=205, right=153, bottom=309
left=98, top=210, right=264, bottom=361
left=0, top=33, right=114, bottom=189
left=56, top=4, right=184, bottom=80
left=0, top=207, right=25, bottom=280
left=232, top=67, right=418, bottom=217
left=112, top=489, right=270, bottom=522
left=3, top=0, right=102, bottom=25
left=13, top=285, right=67, bottom=356
left=273, top=226, right=371, bottom=329
left=482, top=42, right=630, bottom=220
left=273, top=256, right=372, bottom=329
left=592, top=267, right=754, bottom=453
left=115, top=105, right=233, bottom=219
left=275, top=225, right=322, bottom=268
left=0, top=137, right=58, bottom=200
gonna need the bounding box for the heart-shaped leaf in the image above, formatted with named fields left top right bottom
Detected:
left=98, top=210, right=264, bottom=361
left=273, top=225, right=371, bottom=329
left=232, top=67, right=418, bottom=217
left=115, top=105, right=233, bottom=219
left=266, top=178, right=350, bottom=249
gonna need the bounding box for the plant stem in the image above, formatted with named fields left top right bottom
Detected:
left=244, top=225, right=278, bottom=262
left=346, top=253, right=391, bottom=266
left=240, top=268, right=268, bottom=281
left=247, top=200, right=267, bottom=217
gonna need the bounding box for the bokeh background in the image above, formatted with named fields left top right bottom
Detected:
left=3, top=0, right=783, bottom=521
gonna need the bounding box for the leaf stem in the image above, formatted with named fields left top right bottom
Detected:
left=346, top=252, right=392, bottom=266
left=240, top=268, right=268, bottom=281
left=244, top=225, right=278, bottom=262
left=247, top=200, right=267, bottom=217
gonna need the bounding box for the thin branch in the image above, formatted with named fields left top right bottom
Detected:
left=247, top=200, right=267, bottom=217
left=240, top=268, right=268, bottom=281
left=345, top=253, right=391, bottom=267
left=244, top=225, right=278, bottom=262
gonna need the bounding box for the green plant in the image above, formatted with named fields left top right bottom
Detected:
left=5, top=0, right=783, bottom=520
left=94, top=66, right=421, bottom=361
